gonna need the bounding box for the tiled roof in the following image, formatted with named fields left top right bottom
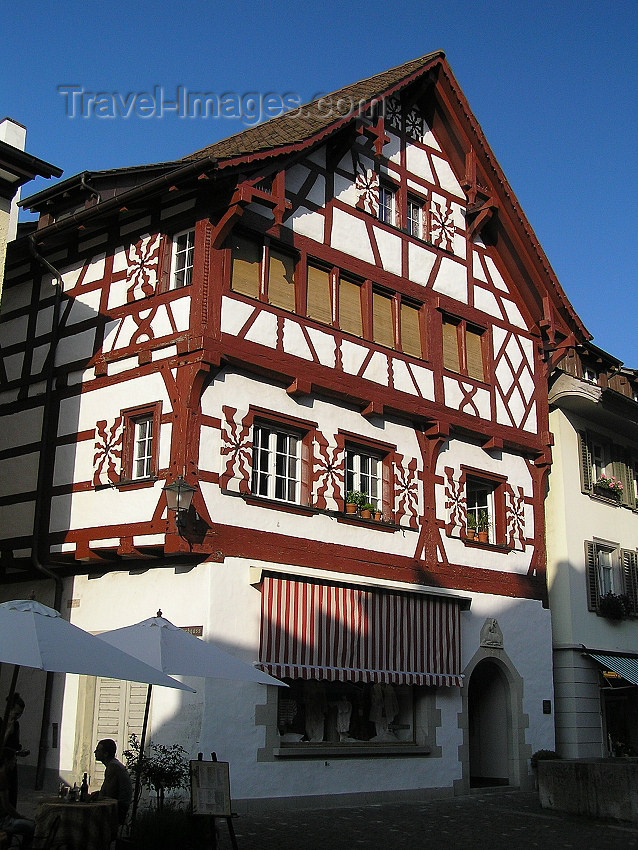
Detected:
left=181, top=51, right=445, bottom=164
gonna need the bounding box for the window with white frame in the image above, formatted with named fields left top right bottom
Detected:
left=586, top=540, right=621, bottom=611
left=378, top=184, right=396, bottom=226
left=345, top=447, right=382, bottom=510
left=252, top=424, right=300, bottom=503
left=133, top=417, right=153, bottom=479
left=171, top=228, right=195, bottom=289
left=121, top=405, right=159, bottom=483
left=466, top=476, right=495, bottom=542
left=407, top=196, right=422, bottom=238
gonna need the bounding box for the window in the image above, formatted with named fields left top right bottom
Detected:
left=252, top=423, right=301, bottom=503
left=400, top=301, right=423, bottom=359
left=121, top=405, right=160, bottom=483
left=578, top=432, right=636, bottom=507
left=584, top=540, right=638, bottom=614
left=372, top=290, right=394, bottom=349
left=171, top=228, right=195, bottom=289
left=466, top=476, right=496, bottom=543
left=259, top=574, right=463, bottom=753
left=230, top=232, right=296, bottom=312
left=582, top=366, right=598, bottom=384
left=407, top=196, right=423, bottom=238
left=338, top=276, right=363, bottom=337
left=346, top=447, right=382, bottom=511
left=306, top=264, right=333, bottom=325
left=378, top=184, right=396, bottom=225
left=442, top=315, right=486, bottom=381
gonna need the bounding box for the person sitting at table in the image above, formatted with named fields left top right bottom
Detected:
left=0, top=747, right=34, bottom=847
left=91, top=739, right=133, bottom=826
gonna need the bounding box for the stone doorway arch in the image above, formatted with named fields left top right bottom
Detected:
left=455, top=630, right=532, bottom=794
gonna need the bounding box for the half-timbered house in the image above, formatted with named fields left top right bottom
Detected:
left=0, top=52, right=588, bottom=805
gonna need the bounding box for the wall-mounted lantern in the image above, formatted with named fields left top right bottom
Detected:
left=163, top=475, right=197, bottom=529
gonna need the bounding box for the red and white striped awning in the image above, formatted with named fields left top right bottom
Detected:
left=258, top=575, right=463, bottom=687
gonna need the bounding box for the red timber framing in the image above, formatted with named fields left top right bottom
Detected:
left=0, top=52, right=587, bottom=611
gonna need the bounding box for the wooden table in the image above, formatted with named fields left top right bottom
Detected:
left=34, top=798, right=118, bottom=850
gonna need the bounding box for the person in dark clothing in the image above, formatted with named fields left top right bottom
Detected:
left=92, top=739, right=133, bottom=826
left=3, top=693, right=28, bottom=809
left=0, top=747, right=33, bottom=848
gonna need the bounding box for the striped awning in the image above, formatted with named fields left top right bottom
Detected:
left=257, top=574, right=463, bottom=687
left=587, top=651, right=638, bottom=685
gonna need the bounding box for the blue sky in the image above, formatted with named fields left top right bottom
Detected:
left=2, top=0, right=636, bottom=364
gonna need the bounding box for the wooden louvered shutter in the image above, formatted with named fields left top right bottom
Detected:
left=231, top=234, right=261, bottom=298
left=578, top=431, right=593, bottom=493
left=466, top=326, right=485, bottom=381
left=401, top=303, right=422, bottom=359
left=307, top=264, right=332, bottom=324
left=268, top=249, right=296, bottom=312
left=585, top=541, right=599, bottom=611
left=442, top=318, right=460, bottom=373
left=612, top=446, right=633, bottom=506
left=372, top=291, right=394, bottom=348
left=622, top=549, right=638, bottom=615
left=339, top=278, right=363, bottom=337
left=92, top=677, right=148, bottom=785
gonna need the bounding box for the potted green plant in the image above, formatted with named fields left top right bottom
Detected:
left=477, top=509, right=490, bottom=543
left=360, top=502, right=375, bottom=520
left=465, top=513, right=477, bottom=540
left=374, top=508, right=382, bottom=521
left=598, top=592, right=632, bottom=620
left=345, top=490, right=364, bottom=514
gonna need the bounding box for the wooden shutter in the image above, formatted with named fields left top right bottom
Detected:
left=231, top=234, right=261, bottom=298
left=466, top=326, right=485, bottom=381
left=306, top=264, right=332, bottom=324
left=92, top=677, right=148, bottom=785
left=585, top=541, right=599, bottom=611
left=442, top=318, right=460, bottom=373
left=268, top=249, right=296, bottom=312
left=339, top=278, right=363, bottom=337
left=578, top=431, right=593, bottom=493
left=622, top=550, right=638, bottom=614
left=612, top=446, right=633, bottom=506
left=372, top=291, right=394, bottom=348
left=401, top=303, right=422, bottom=358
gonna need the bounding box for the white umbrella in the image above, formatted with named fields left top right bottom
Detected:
left=98, top=612, right=283, bottom=686
left=0, top=600, right=195, bottom=690
left=0, top=599, right=196, bottom=736
left=98, top=611, right=284, bottom=826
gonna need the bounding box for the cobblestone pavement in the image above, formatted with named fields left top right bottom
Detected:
left=22, top=787, right=638, bottom=849
left=218, top=791, right=638, bottom=850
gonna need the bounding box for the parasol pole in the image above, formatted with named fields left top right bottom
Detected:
left=129, top=681, right=152, bottom=837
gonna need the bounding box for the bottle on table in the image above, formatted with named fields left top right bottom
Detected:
left=80, top=773, right=89, bottom=802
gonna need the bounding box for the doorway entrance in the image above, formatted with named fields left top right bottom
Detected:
left=468, top=659, right=509, bottom=787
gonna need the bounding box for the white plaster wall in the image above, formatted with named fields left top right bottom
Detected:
left=547, top=407, right=638, bottom=653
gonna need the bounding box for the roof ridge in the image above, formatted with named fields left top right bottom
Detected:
left=181, top=50, right=445, bottom=164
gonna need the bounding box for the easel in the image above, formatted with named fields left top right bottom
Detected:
left=190, top=752, right=238, bottom=850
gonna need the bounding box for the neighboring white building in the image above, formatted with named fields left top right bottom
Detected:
left=1, top=53, right=587, bottom=807
left=547, top=344, right=638, bottom=759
